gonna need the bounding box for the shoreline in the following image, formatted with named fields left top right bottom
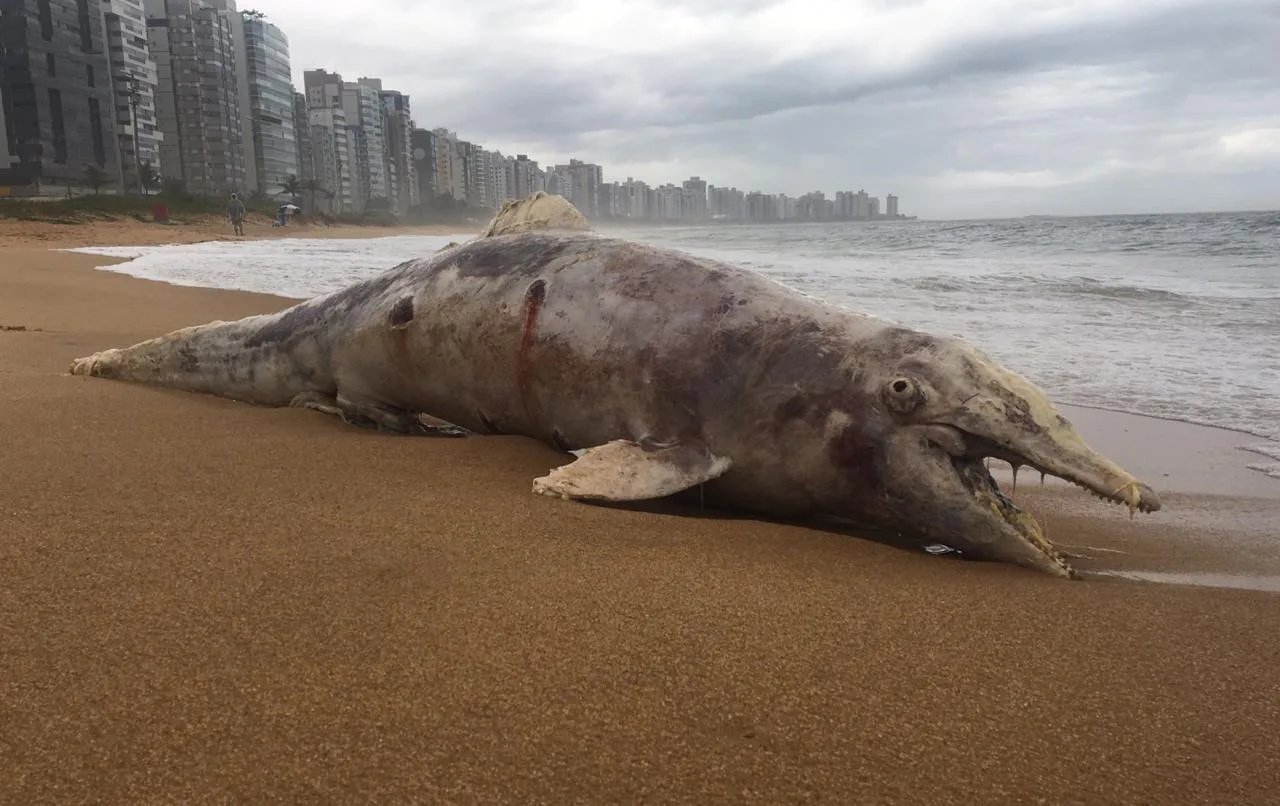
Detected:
left=1059, top=398, right=1277, bottom=450
left=4, top=240, right=1280, bottom=802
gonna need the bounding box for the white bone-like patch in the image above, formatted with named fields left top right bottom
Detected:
left=68, top=348, right=124, bottom=377
left=532, top=439, right=732, bottom=502
left=823, top=410, right=853, bottom=439
left=481, top=191, right=591, bottom=237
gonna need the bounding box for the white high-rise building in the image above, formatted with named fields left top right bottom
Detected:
left=431, top=128, right=464, bottom=201
left=343, top=79, right=388, bottom=207
left=487, top=151, right=515, bottom=209
left=241, top=13, right=298, bottom=197
left=308, top=105, right=353, bottom=213
left=100, top=0, right=164, bottom=190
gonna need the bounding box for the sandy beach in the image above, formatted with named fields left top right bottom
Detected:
left=0, top=211, right=478, bottom=249
left=3, top=228, right=1279, bottom=804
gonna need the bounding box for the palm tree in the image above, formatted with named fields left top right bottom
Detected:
left=138, top=162, right=160, bottom=195
left=82, top=164, right=107, bottom=195
left=301, top=178, right=332, bottom=215
left=278, top=174, right=302, bottom=202
left=125, top=76, right=144, bottom=194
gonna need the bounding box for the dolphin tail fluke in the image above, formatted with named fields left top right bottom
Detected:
left=532, top=439, right=733, bottom=502
left=67, top=316, right=300, bottom=406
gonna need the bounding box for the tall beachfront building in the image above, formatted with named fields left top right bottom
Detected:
left=0, top=0, right=121, bottom=193
left=100, top=0, right=164, bottom=190
left=240, top=11, right=297, bottom=197
left=146, top=0, right=247, bottom=195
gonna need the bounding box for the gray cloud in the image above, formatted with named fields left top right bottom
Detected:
left=247, top=0, right=1280, bottom=218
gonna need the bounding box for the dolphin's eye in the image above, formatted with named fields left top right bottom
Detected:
left=884, top=377, right=923, bottom=414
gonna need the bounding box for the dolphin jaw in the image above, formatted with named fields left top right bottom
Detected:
left=928, top=422, right=1160, bottom=579
left=948, top=451, right=1078, bottom=578
left=956, top=430, right=1163, bottom=516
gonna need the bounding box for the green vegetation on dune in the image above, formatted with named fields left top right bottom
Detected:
left=0, top=192, right=272, bottom=225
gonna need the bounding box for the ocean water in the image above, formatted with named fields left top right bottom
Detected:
left=68, top=210, right=1280, bottom=480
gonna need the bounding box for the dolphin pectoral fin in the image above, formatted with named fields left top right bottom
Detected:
left=531, top=439, right=732, bottom=502
left=289, top=391, right=346, bottom=419
left=289, top=391, right=469, bottom=437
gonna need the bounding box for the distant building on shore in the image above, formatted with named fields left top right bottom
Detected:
left=241, top=12, right=298, bottom=198
left=147, top=0, right=248, bottom=196
left=101, top=0, right=165, bottom=192
left=379, top=88, right=418, bottom=216
left=0, top=82, right=13, bottom=178
left=0, top=0, right=122, bottom=194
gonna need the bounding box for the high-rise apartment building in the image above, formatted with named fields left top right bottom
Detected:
left=708, top=185, right=745, bottom=220
left=307, top=105, right=352, bottom=213
left=0, top=83, right=13, bottom=172
left=409, top=127, right=438, bottom=205
left=623, top=178, right=650, bottom=219
left=834, top=190, right=853, bottom=219
left=292, top=90, right=311, bottom=185
left=100, top=0, right=163, bottom=190
left=378, top=87, right=416, bottom=215
left=458, top=140, right=485, bottom=209
left=240, top=12, right=296, bottom=196
left=510, top=154, right=543, bottom=199
left=342, top=78, right=386, bottom=208
left=302, top=69, right=357, bottom=212
left=549, top=158, right=602, bottom=218
left=486, top=150, right=513, bottom=209
left=431, top=127, right=460, bottom=201
left=682, top=176, right=708, bottom=221
left=544, top=164, right=570, bottom=201
left=146, top=0, right=247, bottom=196
left=886, top=193, right=898, bottom=217
left=0, top=0, right=121, bottom=193
left=302, top=68, right=342, bottom=109
left=852, top=188, right=870, bottom=219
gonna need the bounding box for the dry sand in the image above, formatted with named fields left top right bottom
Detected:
left=3, top=233, right=1280, bottom=805
left=0, top=211, right=477, bottom=248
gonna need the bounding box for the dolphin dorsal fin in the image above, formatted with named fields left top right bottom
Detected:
left=480, top=191, right=591, bottom=237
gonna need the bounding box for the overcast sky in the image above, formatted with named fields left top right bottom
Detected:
left=244, top=0, right=1279, bottom=219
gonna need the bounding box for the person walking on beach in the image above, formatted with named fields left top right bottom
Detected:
left=227, top=193, right=246, bottom=236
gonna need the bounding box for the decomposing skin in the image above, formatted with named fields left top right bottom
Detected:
left=69, top=193, right=1162, bottom=578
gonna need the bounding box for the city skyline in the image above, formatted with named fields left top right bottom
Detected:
left=3, top=2, right=1276, bottom=220
left=0, top=1, right=906, bottom=224
left=227, top=0, right=1280, bottom=220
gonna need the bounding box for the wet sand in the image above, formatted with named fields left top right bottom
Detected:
left=3, top=241, right=1280, bottom=805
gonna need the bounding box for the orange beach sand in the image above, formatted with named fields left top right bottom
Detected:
left=2, top=224, right=1279, bottom=804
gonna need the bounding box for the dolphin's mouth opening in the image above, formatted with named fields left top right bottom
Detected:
left=947, top=452, right=1078, bottom=577
left=928, top=423, right=1159, bottom=577
left=955, top=431, right=1160, bottom=513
